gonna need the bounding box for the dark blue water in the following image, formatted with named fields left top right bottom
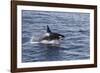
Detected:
left=22, top=10, right=90, bottom=63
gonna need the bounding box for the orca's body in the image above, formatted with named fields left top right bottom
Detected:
left=39, top=25, right=64, bottom=44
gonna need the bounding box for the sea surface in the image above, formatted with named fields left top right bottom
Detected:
left=22, top=10, right=90, bottom=62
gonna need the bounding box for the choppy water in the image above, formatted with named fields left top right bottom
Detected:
left=22, top=10, right=90, bottom=62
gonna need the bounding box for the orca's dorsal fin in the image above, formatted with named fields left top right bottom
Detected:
left=47, top=25, right=51, bottom=33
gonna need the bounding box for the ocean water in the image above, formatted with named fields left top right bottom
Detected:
left=22, top=10, right=90, bottom=62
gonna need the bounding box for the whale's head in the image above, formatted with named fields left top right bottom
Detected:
left=57, top=33, right=65, bottom=40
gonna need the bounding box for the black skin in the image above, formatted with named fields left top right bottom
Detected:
left=41, top=32, right=65, bottom=41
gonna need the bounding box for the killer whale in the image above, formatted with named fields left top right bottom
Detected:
left=39, top=25, right=64, bottom=44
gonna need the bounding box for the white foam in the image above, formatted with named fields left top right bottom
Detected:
left=30, top=35, right=40, bottom=44
left=40, top=40, right=60, bottom=44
